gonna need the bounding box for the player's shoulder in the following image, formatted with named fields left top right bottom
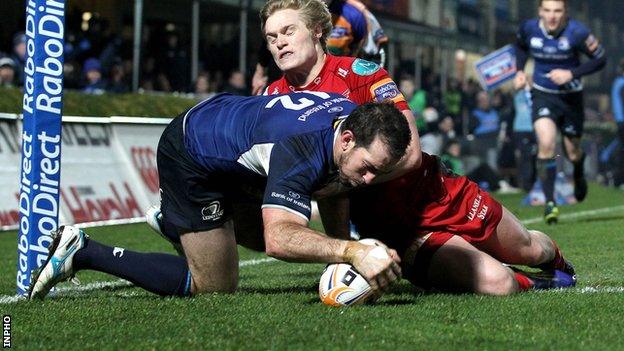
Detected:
left=519, top=18, right=539, bottom=31
left=566, top=18, right=591, bottom=38
left=328, top=55, right=384, bottom=77
left=265, top=77, right=288, bottom=95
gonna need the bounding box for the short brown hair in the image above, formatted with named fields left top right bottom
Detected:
left=539, top=0, right=568, bottom=7
left=260, top=0, right=332, bottom=50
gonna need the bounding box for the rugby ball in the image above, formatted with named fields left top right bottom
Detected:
left=318, top=238, right=387, bottom=307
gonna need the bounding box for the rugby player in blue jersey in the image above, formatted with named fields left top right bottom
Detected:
left=514, top=0, right=606, bottom=224
left=28, top=92, right=410, bottom=299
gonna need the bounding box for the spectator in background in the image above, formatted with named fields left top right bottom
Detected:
left=513, top=82, right=537, bottom=191
left=469, top=91, right=500, bottom=171
left=106, top=62, right=129, bottom=94
left=419, top=107, right=442, bottom=155
left=611, top=59, right=624, bottom=187
left=221, top=71, right=248, bottom=96
left=82, top=58, right=107, bottom=95
left=158, top=32, right=189, bottom=93
left=193, top=72, right=214, bottom=100
left=443, top=78, right=462, bottom=131
left=0, top=57, right=16, bottom=87
left=440, top=138, right=465, bottom=175
left=10, top=33, right=26, bottom=86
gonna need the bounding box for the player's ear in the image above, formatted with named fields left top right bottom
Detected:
left=340, top=130, right=355, bottom=151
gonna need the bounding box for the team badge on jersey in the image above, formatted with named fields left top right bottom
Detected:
left=351, top=59, right=381, bottom=76
left=558, top=37, right=570, bottom=50
left=370, top=78, right=405, bottom=104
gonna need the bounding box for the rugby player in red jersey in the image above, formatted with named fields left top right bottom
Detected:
left=261, top=0, right=576, bottom=294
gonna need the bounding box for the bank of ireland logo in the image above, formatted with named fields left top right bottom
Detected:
left=201, top=201, right=224, bottom=221
left=351, top=59, right=380, bottom=76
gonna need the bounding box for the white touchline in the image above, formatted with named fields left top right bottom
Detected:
left=1, top=205, right=622, bottom=304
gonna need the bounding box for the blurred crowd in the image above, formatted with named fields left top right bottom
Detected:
left=0, top=18, right=247, bottom=96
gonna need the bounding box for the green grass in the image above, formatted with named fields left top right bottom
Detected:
left=1, top=184, right=624, bottom=350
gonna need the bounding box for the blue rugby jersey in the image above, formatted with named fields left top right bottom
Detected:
left=516, top=18, right=606, bottom=94
left=182, top=92, right=356, bottom=220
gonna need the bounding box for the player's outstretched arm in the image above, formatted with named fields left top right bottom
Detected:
left=262, top=207, right=401, bottom=293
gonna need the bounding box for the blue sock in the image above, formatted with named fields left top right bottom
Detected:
left=73, top=238, right=191, bottom=297
left=536, top=158, right=557, bottom=203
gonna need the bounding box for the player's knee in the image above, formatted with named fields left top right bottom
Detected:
left=475, top=267, right=516, bottom=296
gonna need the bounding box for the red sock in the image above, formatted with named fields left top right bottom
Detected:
left=536, top=240, right=565, bottom=271
left=514, top=272, right=534, bottom=291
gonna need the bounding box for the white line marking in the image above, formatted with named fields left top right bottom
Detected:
left=0, top=257, right=278, bottom=304
left=520, top=205, right=624, bottom=225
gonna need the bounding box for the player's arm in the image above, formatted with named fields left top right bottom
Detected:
left=262, top=207, right=401, bottom=292
left=570, top=32, right=607, bottom=79
left=514, top=22, right=530, bottom=89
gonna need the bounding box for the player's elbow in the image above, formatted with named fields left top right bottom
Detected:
left=263, top=229, right=288, bottom=259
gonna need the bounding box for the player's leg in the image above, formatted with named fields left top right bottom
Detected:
left=179, top=222, right=239, bottom=293
left=474, top=207, right=575, bottom=277
left=563, top=135, right=587, bottom=201
left=560, top=91, right=588, bottom=202
left=423, top=234, right=521, bottom=295
left=534, top=117, right=559, bottom=223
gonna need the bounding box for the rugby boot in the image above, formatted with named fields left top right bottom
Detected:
left=28, top=225, right=87, bottom=299
left=145, top=205, right=184, bottom=256
left=544, top=201, right=559, bottom=225
left=511, top=267, right=576, bottom=290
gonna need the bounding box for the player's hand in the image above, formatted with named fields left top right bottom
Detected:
left=514, top=71, right=527, bottom=90
left=345, top=241, right=402, bottom=297
left=547, top=69, right=573, bottom=86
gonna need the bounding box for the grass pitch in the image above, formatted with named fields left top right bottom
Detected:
left=1, top=184, right=624, bottom=350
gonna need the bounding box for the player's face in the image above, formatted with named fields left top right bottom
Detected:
left=539, top=1, right=567, bottom=33
left=337, top=135, right=396, bottom=188
left=264, top=9, right=321, bottom=73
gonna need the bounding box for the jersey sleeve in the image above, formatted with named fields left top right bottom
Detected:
left=262, top=132, right=331, bottom=221
left=573, top=23, right=605, bottom=60
left=515, top=21, right=530, bottom=70
left=346, top=58, right=409, bottom=111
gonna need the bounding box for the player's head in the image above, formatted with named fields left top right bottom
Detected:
left=336, top=102, right=411, bottom=188
left=539, top=0, right=568, bottom=33
left=260, top=0, right=332, bottom=72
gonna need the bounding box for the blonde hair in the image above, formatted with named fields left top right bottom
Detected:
left=260, top=0, right=332, bottom=50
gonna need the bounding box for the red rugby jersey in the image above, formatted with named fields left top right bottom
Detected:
left=265, top=54, right=408, bottom=111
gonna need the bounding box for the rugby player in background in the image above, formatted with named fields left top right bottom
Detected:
left=514, top=0, right=606, bottom=224
left=261, top=0, right=576, bottom=295
left=251, top=0, right=388, bottom=95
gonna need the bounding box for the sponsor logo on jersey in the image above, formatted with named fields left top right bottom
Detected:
left=530, top=37, right=544, bottom=49
left=351, top=58, right=381, bottom=76
left=327, top=106, right=344, bottom=114
left=370, top=78, right=405, bottom=103
left=338, top=68, right=349, bottom=78
left=558, top=37, right=570, bottom=50
left=538, top=107, right=551, bottom=117
left=544, top=46, right=557, bottom=54
left=202, top=201, right=224, bottom=221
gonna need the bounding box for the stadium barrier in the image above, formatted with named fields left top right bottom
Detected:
left=1, top=113, right=169, bottom=231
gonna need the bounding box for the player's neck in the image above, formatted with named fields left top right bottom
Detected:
left=285, top=52, right=327, bottom=88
